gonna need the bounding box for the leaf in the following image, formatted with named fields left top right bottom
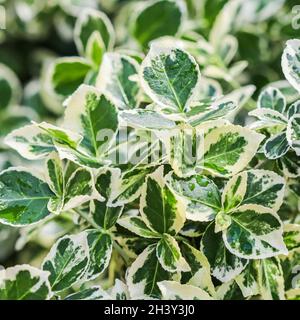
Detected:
left=249, top=108, right=288, bottom=130
left=74, top=8, right=115, bottom=56
left=83, top=229, right=113, bottom=281
left=235, top=261, right=259, bottom=298
left=287, top=115, right=300, bottom=156
left=118, top=216, right=161, bottom=238
left=264, top=132, right=290, bottom=160
left=96, top=53, right=140, bottom=109
left=156, top=234, right=190, bottom=272
left=223, top=205, right=287, bottom=259
left=63, top=167, right=100, bottom=211
left=201, top=222, right=248, bottom=282
left=158, top=281, right=213, bottom=300
left=188, top=101, right=237, bottom=126
left=5, top=125, right=56, bottom=160
left=85, top=31, right=105, bottom=66
left=121, top=109, right=176, bottom=130
left=126, top=244, right=173, bottom=299
left=222, top=169, right=286, bottom=212
left=287, top=100, right=300, bottom=119
left=258, top=87, right=286, bottom=113
left=0, top=265, right=51, bottom=300
left=202, top=124, right=264, bottom=177
left=65, top=286, right=111, bottom=300
left=0, top=167, right=55, bottom=226
left=283, top=224, right=300, bottom=250
left=166, top=172, right=221, bottom=222
left=140, top=44, right=200, bottom=113
left=140, top=167, right=185, bottom=235
left=132, top=0, right=184, bottom=48
left=216, top=279, right=244, bottom=300
left=109, top=166, right=156, bottom=206
left=0, top=63, right=21, bottom=110
left=279, top=151, right=300, bottom=178
left=180, top=242, right=215, bottom=296
left=258, top=257, right=285, bottom=300
left=42, top=233, right=89, bottom=292
left=109, top=279, right=130, bottom=300
left=280, top=247, right=300, bottom=290
left=282, top=39, right=300, bottom=93
left=62, top=84, right=119, bottom=158
left=48, top=57, right=92, bottom=98
left=92, top=169, right=123, bottom=230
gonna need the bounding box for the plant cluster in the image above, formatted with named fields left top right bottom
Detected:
left=0, top=0, right=300, bottom=300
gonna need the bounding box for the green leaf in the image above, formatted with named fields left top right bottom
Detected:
left=62, top=84, right=119, bottom=159
left=283, top=224, right=300, bottom=250
left=109, top=279, right=130, bottom=300
left=258, top=257, right=285, bottom=300
left=280, top=247, right=300, bottom=291
left=216, top=279, right=244, bottom=300
left=159, top=125, right=204, bottom=177
left=282, top=39, right=300, bottom=93
left=287, top=100, right=300, bottom=119
left=74, top=8, right=115, bottom=55
left=166, top=172, right=221, bottom=222
left=126, top=244, right=173, bottom=299
left=258, top=87, right=286, bottom=114
left=188, top=101, right=237, bottom=127
left=65, top=286, right=111, bottom=300
left=264, top=132, right=290, bottom=160
left=279, top=150, right=300, bottom=178
left=235, top=261, right=259, bottom=298
left=45, top=152, right=64, bottom=197
left=158, top=281, right=213, bottom=300
left=141, top=44, right=200, bottom=113
left=156, top=234, right=190, bottom=272
left=0, top=265, right=51, bottom=300
left=96, top=53, right=140, bottom=109
left=83, top=229, right=113, bottom=281
left=287, top=115, right=300, bottom=156
left=180, top=242, right=215, bottom=296
left=140, top=167, right=185, bottom=235
left=63, top=167, right=100, bottom=211
left=92, top=169, right=123, bottom=230
left=249, top=108, right=288, bottom=130
left=222, top=169, right=286, bottom=212
left=48, top=57, right=92, bottom=98
left=0, top=168, right=54, bottom=226
left=223, top=205, right=287, bottom=259
left=85, top=31, right=105, bottom=66
left=109, top=166, right=156, bottom=206
left=121, top=110, right=176, bottom=130
left=0, top=63, right=21, bottom=110
left=201, top=222, right=248, bottom=282
left=132, top=0, right=184, bottom=48
left=118, top=216, right=161, bottom=238
left=203, top=124, right=264, bottom=177
left=42, top=233, right=89, bottom=292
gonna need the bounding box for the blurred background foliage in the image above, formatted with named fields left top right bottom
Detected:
left=0, top=0, right=299, bottom=278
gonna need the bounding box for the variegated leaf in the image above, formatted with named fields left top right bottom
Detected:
left=127, top=244, right=173, bottom=299
left=258, top=87, right=286, bottom=113
left=140, top=44, right=200, bottom=113
left=282, top=39, right=300, bottom=93
left=287, top=115, right=300, bottom=156
left=166, top=172, right=221, bottom=222
left=158, top=281, right=213, bottom=300
left=156, top=234, right=190, bottom=272
left=201, top=222, right=248, bottom=282
left=264, top=132, right=290, bottom=159
left=258, top=257, right=285, bottom=300
left=0, top=167, right=54, bottom=226
left=222, top=169, right=286, bottom=212
left=235, top=261, right=259, bottom=298
left=96, top=53, right=140, bottom=109
left=140, top=167, right=185, bottom=235
left=202, top=124, right=264, bottom=177
left=65, top=286, right=111, bottom=300
left=42, top=232, right=89, bottom=292
left=0, top=265, right=51, bottom=300
left=283, top=224, right=300, bottom=250
left=223, top=205, right=287, bottom=259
